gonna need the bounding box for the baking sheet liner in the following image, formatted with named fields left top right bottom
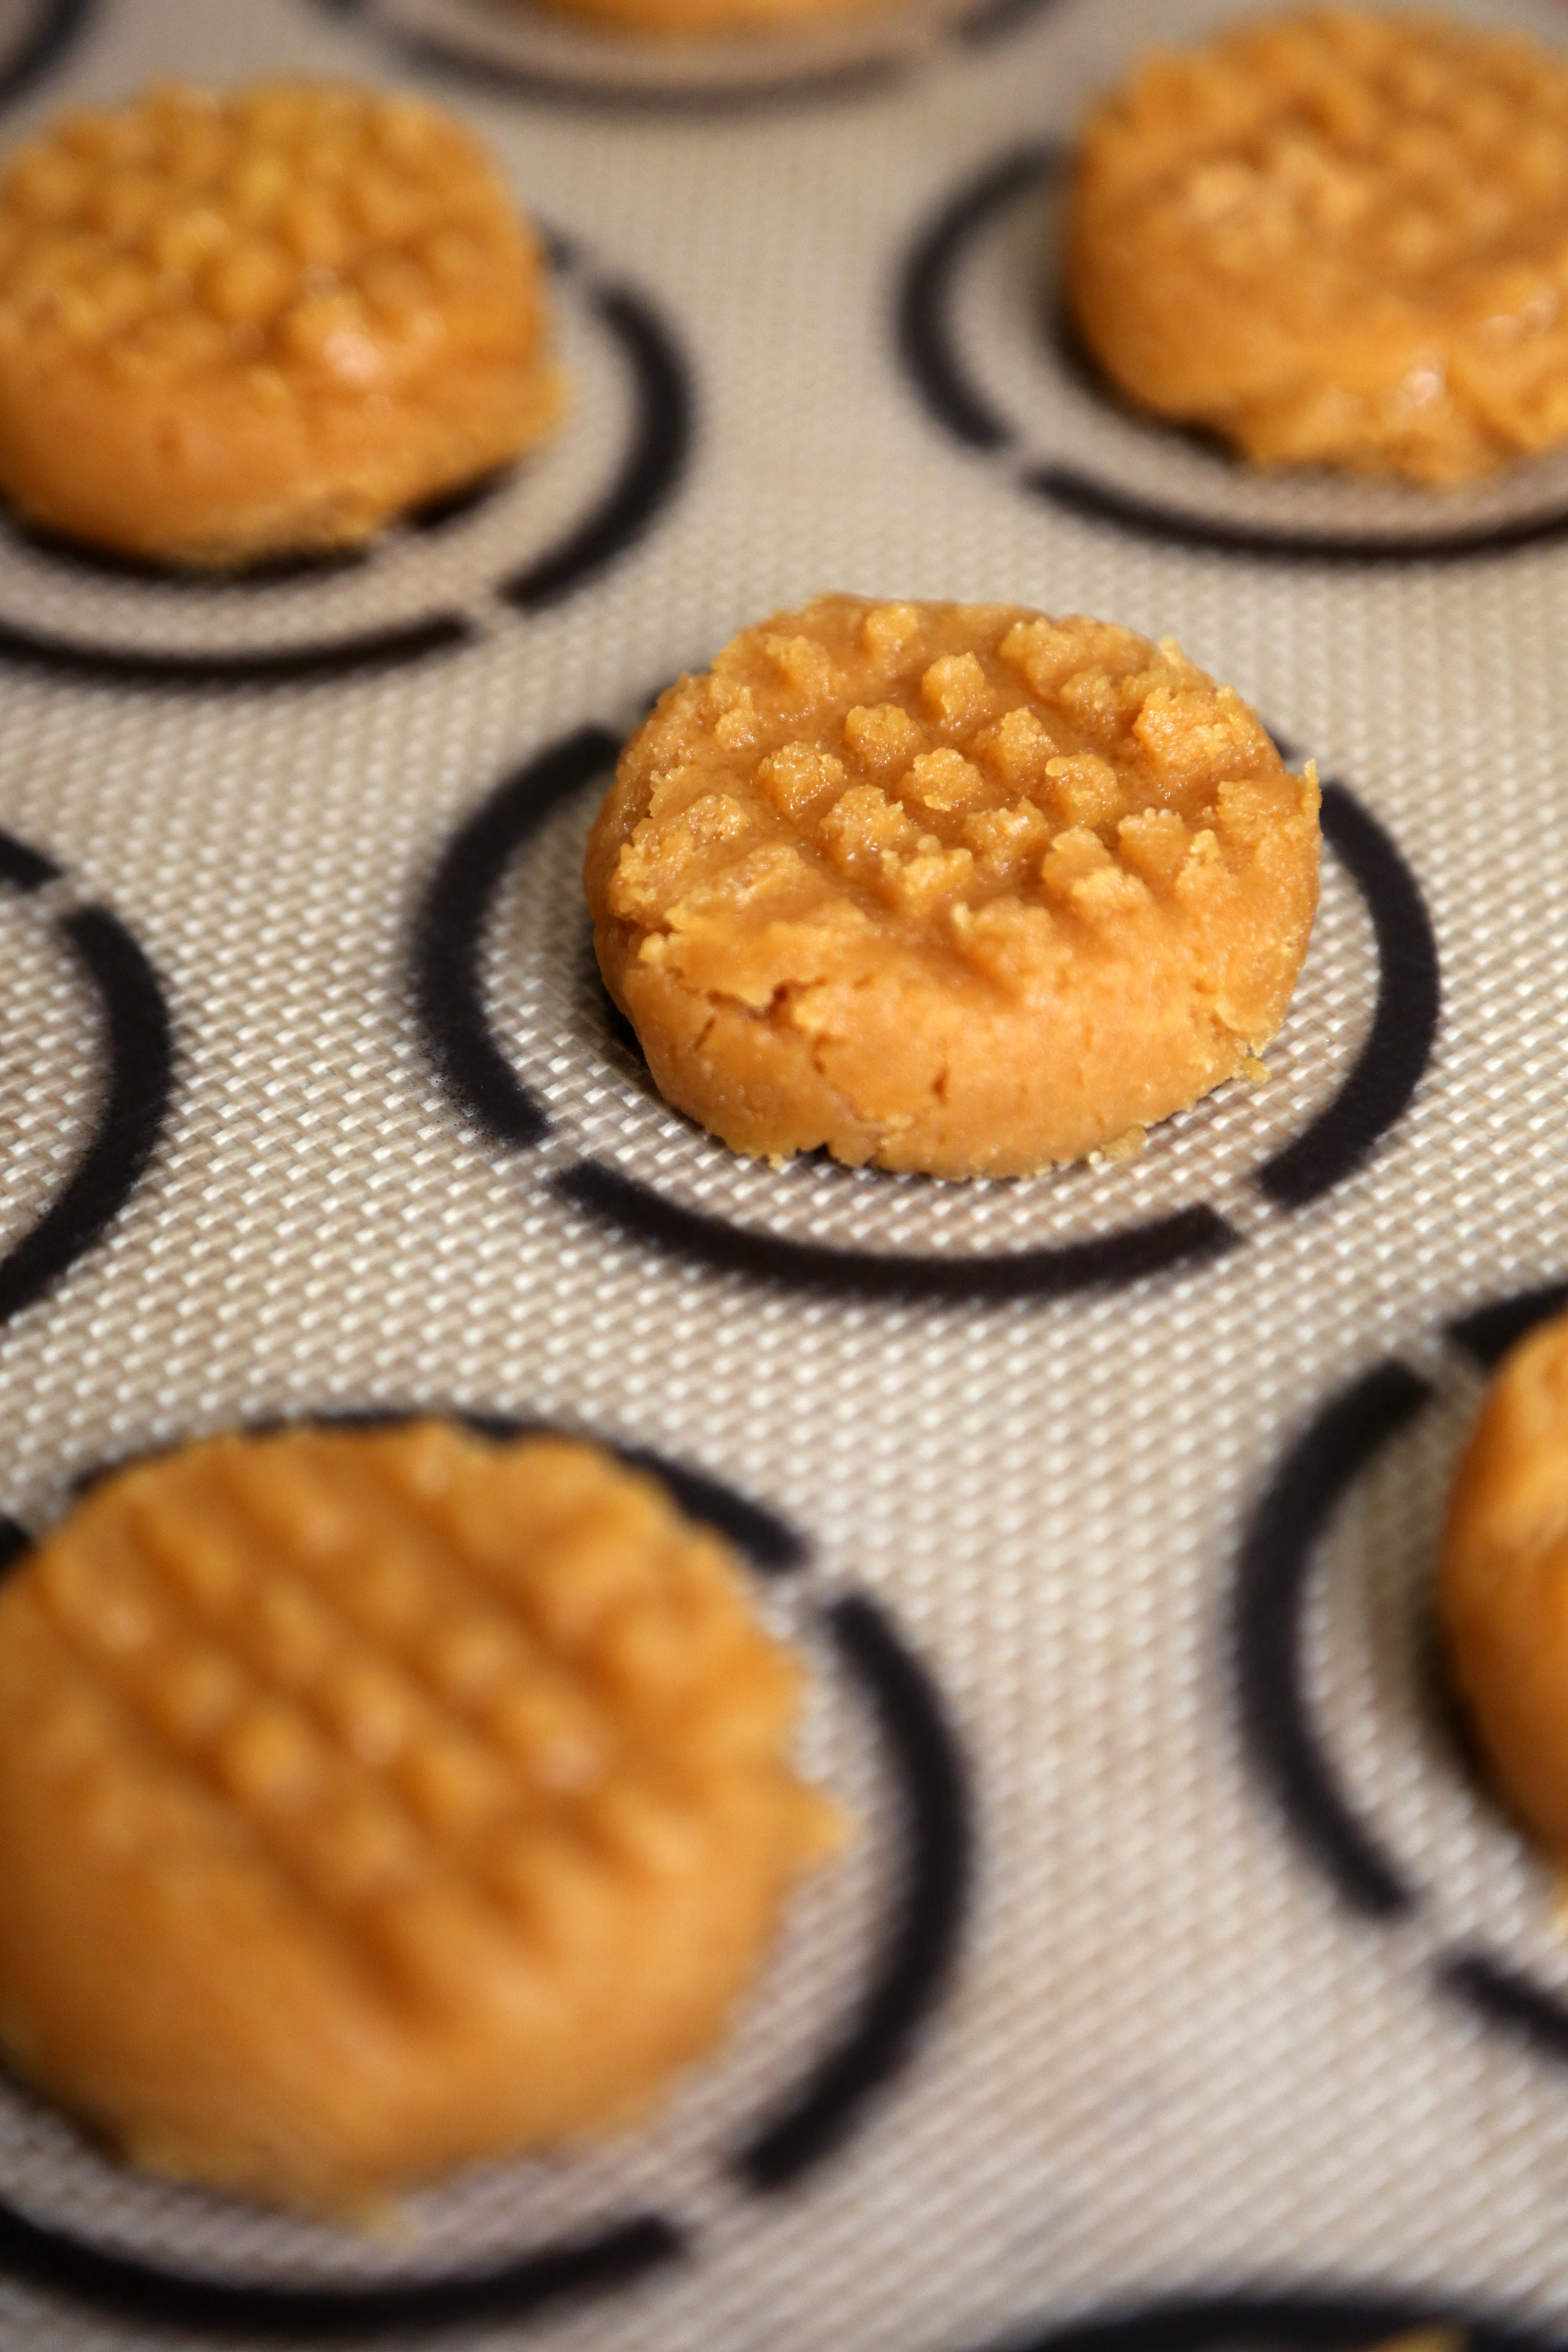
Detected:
left=3, top=0, right=1568, bottom=2341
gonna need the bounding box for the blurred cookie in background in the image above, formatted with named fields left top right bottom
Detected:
left=0, top=81, right=562, bottom=567
left=1443, top=1305, right=1568, bottom=1862
left=0, top=1422, right=841, bottom=2212
left=1067, top=9, right=1568, bottom=485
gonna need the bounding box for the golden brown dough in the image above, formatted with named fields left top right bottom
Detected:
left=508, top=0, right=893, bottom=38
left=0, top=82, right=561, bottom=566
left=1442, top=1308, right=1568, bottom=1856
left=0, top=1423, right=839, bottom=2211
left=586, top=593, right=1321, bottom=1179
left=1067, top=8, right=1568, bottom=485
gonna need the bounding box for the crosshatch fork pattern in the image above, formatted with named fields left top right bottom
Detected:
left=0, top=1452, right=893, bottom=2292
left=486, top=762, right=1373, bottom=1250
left=22, top=1426, right=812, bottom=1939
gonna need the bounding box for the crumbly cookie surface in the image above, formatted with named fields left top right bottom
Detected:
left=1442, top=1311, right=1568, bottom=1857
left=586, top=594, right=1321, bottom=1179
left=0, top=1423, right=838, bottom=2210
left=1067, top=8, right=1568, bottom=485
left=0, top=82, right=560, bottom=565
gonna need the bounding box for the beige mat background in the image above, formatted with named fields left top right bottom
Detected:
left=2, top=0, right=1568, bottom=2341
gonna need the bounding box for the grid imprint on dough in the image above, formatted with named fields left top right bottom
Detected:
left=486, top=759, right=1372, bottom=1249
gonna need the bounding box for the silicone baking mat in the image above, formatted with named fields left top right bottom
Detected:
left=2, top=0, right=1568, bottom=2342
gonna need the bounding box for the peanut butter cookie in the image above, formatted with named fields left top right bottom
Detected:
left=0, top=82, right=561, bottom=567
left=0, top=1423, right=838, bottom=2210
left=1443, top=1308, right=1568, bottom=1857
left=586, top=594, right=1321, bottom=1179
left=1067, top=9, right=1568, bottom=485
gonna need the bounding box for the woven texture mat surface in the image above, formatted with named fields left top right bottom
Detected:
left=2, top=0, right=1568, bottom=2343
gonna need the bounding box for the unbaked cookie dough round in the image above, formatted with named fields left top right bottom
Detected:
left=0, top=1423, right=839, bottom=2211
left=1442, top=1308, right=1568, bottom=1857
left=586, top=594, right=1321, bottom=1180
left=0, top=81, right=562, bottom=567
left=1067, top=8, right=1568, bottom=485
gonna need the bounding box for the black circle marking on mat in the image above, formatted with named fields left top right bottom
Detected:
left=5, top=473, right=515, bottom=593
left=0, top=256, right=689, bottom=688
left=552, top=1162, right=1242, bottom=1305
left=1253, top=781, right=1439, bottom=1210
left=899, top=143, right=1568, bottom=564
left=558, top=755, right=1440, bottom=1264
left=1026, top=466, right=1568, bottom=564
left=1235, top=1296, right=1568, bottom=2096
left=416, top=716, right=1432, bottom=1306
left=307, top=0, right=1070, bottom=119
left=614, top=1442, right=806, bottom=1570
left=0, top=1423, right=964, bottom=2324
left=0, top=0, right=95, bottom=112
left=5, top=522, right=374, bottom=594
left=413, top=723, right=621, bottom=1147
left=1233, top=1360, right=1432, bottom=1919
left=1446, top=1280, right=1568, bottom=1372
left=975, top=2287, right=1563, bottom=2352
left=387, top=22, right=906, bottom=117
left=1436, top=1948, right=1568, bottom=2069
left=406, top=465, right=518, bottom=536
left=488, top=1411, right=808, bottom=1547
left=0, top=610, right=478, bottom=693
left=0, top=874, right=174, bottom=1333
left=501, top=283, right=693, bottom=612
left=897, top=141, right=1053, bottom=452
left=0, top=2210, right=683, bottom=2342
left=350, top=1406, right=810, bottom=1573
left=734, top=1589, right=972, bottom=2190
left=0, top=825, right=60, bottom=893
left=949, top=0, right=1062, bottom=51
left=67, top=1404, right=808, bottom=1577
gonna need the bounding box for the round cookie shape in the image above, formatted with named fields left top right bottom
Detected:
left=1442, top=1308, right=1568, bottom=1856
left=0, top=82, right=562, bottom=567
left=0, top=1423, right=839, bottom=2211
left=586, top=594, right=1321, bottom=1180
left=1067, top=8, right=1568, bottom=486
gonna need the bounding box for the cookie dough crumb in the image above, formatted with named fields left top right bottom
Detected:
left=586, top=593, right=1321, bottom=1179
left=1068, top=8, right=1568, bottom=484
left=0, top=82, right=561, bottom=564
left=0, top=1423, right=838, bottom=2210
left=1089, top=1126, right=1146, bottom=1167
